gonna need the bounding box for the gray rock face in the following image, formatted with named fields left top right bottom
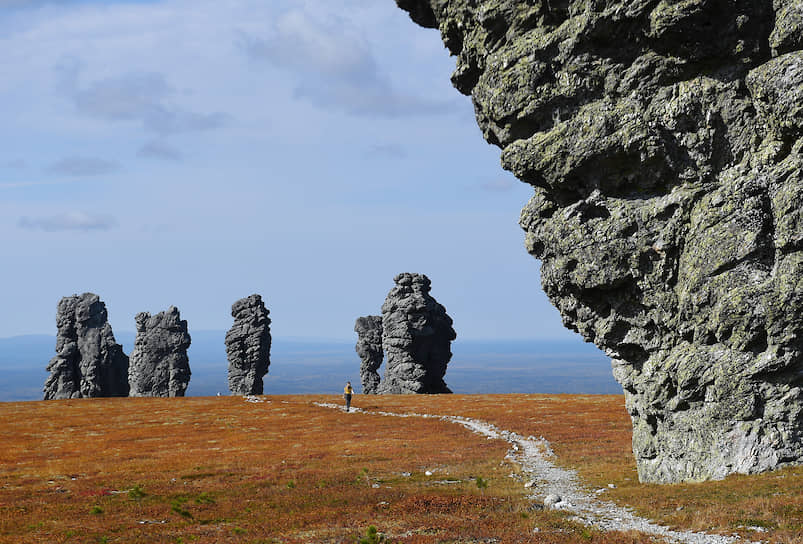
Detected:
left=354, top=315, right=384, bottom=394
left=128, top=306, right=191, bottom=397
left=396, top=1, right=803, bottom=482
left=43, top=293, right=129, bottom=400
left=378, top=273, right=456, bottom=394
left=225, top=294, right=271, bottom=395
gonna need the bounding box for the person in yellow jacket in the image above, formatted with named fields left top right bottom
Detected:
left=344, top=381, right=354, bottom=412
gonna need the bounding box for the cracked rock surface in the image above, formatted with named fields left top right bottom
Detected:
left=43, top=293, right=129, bottom=400
left=396, top=0, right=803, bottom=481
left=226, top=294, right=271, bottom=396
left=128, top=306, right=191, bottom=397
left=355, top=315, right=384, bottom=394
left=379, top=273, right=456, bottom=394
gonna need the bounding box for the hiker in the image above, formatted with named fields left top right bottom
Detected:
left=343, top=381, right=354, bottom=412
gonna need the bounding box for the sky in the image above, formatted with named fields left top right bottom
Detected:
left=0, top=0, right=581, bottom=343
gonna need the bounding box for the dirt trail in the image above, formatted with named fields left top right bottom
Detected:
left=312, top=402, right=755, bottom=544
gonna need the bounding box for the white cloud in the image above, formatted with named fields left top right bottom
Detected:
left=18, top=211, right=117, bottom=232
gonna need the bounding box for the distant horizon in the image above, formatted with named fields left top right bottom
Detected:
left=0, top=330, right=594, bottom=344
left=0, top=334, right=618, bottom=401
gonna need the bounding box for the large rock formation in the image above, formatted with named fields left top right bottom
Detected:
left=43, top=293, right=129, bottom=400
left=128, top=307, right=192, bottom=397
left=378, top=273, right=456, bottom=394
left=396, top=1, right=803, bottom=482
left=225, top=294, right=272, bottom=395
left=354, top=315, right=384, bottom=394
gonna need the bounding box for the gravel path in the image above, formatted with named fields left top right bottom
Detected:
left=312, top=401, right=757, bottom=544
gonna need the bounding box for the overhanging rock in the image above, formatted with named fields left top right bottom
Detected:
left=396, top=0, right=803, bottom=482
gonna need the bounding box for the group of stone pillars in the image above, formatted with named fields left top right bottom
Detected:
left=43, top=274, right=455, bottom=401
left=43, top=293, right=272, bottom=399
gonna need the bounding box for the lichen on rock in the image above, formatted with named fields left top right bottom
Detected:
left=225, top=294, right=272, bottom=396
left=128, top=306, right=192, bottom=397
left=378, top=273, right=456, bottom=394
left=43, top=293, right=129, bottom=400
left=354, top=315, right=384, bottom=394
left=396, top=0, right=803, bottom=482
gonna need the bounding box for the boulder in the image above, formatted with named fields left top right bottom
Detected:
left=396, top=0, right=803, bottom=482
left=128, top=306, right=191, bottom=397
left=543, top=494, right=561, bottom=509
left=225, top=294, right=272, bottom=395
left=378, top=273, right=455, bottom=394
left=43, top=293, right=129, bottom=400
left=354, top=315, right=384, bottom=394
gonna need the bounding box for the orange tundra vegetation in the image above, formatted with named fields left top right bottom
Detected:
left=0, top=394, right=799, bottom=543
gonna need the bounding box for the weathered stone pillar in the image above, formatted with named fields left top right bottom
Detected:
left=128, top=306, right=191, bottom=397
left=379, top=273, right=455, bottom=394
left=44, top=293, right=129, bottom=400
left=355, top=315, right=384, bottom=394
left=226, top=294, right=272, bottom=395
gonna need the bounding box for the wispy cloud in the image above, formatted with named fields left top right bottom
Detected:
left=0, top=0, right=47, bottom=6
left=57, top=60, right=228, bottom=135
left=480, top=178, right=516, bottom=192
left=2, top=159, right=26, bottom=168
left=137, top=140, right=182, bottom=161
left=0, top=180, right=72, bottom=189
left=240, top=10, right=455, bottom=118
left=18, top=211, right=117, bottom=232
left=139, top=222, right=175, bottom=234
left=46, top=156, right=120, bottom=176
left=1, top=0, right=159, bottom=6
left=363, top=143, right=407, bottom=159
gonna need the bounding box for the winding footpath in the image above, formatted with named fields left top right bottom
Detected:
left=313, top=402, right=755, bottom=544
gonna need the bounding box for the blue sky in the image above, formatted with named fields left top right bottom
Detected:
left=0, top=0, right=578, bottom=342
